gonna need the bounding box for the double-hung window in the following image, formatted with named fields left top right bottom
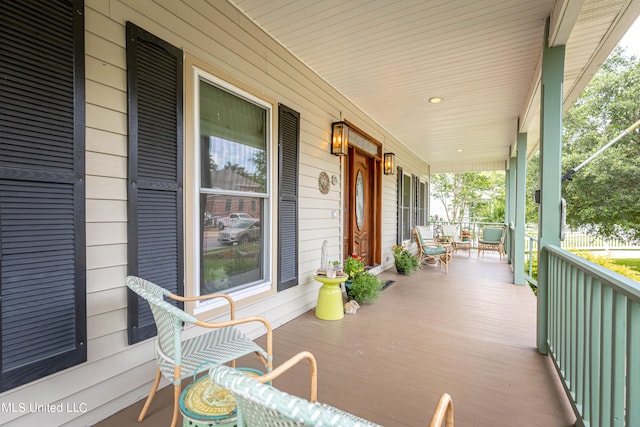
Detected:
left=195, top=71, right=271, bottom=304
left=400, top=172, right=413, bottom=242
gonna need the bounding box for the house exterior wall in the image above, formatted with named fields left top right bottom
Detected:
left=0, top=0, right=430, bottom=425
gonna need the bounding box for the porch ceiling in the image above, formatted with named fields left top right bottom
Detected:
left=228, top=0, right=640, bottom=173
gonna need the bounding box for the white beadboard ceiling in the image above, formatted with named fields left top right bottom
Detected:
left=228, top=0, right=640, bottom=173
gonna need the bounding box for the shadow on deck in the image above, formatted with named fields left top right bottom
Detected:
left=96, top=252, right=576, bottom=427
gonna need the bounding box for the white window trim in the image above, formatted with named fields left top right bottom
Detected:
left=192, top=67, right=273, bottom=314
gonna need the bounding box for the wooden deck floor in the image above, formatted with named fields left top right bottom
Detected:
left=96, top=253, right=576, bottom=427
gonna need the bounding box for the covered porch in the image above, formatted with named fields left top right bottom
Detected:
left=1, top=1, right=639, bottom=425
left=97, top=253, right=575, bottom=427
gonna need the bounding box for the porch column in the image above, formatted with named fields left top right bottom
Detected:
left=507, top=158, right=516, bottom=264
left=513, top=132, right=527, bottom=286
left=537, top=18, right=565, bottom=354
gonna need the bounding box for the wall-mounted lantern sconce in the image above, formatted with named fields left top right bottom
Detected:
left=331, top=121, right=349, bottom=156
left=383, top=152, right=395, bottom=175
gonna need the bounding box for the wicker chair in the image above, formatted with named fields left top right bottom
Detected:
left=477, top=225, right=506, bottom=258
left=126, top=276, right=273, bottom=427
left=414, top=226, right=452, bottom=273
left=209, top=362, right=455, bottom=427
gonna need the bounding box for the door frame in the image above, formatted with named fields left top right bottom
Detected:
left=343, top=123, right=382, bottom=268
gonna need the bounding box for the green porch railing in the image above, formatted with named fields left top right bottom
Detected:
left=525, top=233, right=538, bottom=287
left=543, top=245, right=640, bottom=427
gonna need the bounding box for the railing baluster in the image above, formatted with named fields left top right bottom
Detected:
left=589, top=279, right=601, bottom=425
left=612, top=291, right=626, bottom=427
left=577, top=271, right=586, bottom=417
left=543, top=246, right=639, bottom=427
left=627, top=301, right=640, bottom=426
left=569, top=265, right=577, bottom=400
left=599, top=286, right=613, bottom=427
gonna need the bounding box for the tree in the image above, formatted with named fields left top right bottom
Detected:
left=430, top=172, right=504, bottom=222
left=561, top=48, right=640, bottom=242
left=525, top=151, right=540, bottom=224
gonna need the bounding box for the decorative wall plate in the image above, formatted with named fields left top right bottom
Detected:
left=319, top=171, right=330, bottom=194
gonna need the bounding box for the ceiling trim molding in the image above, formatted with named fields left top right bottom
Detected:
left=549, top=0, right=585, bottom=46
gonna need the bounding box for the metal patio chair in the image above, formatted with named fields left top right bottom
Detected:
left=477, top=225, right=506, bottom=258
left=125, top=275, right=273, bottom=427
left=209, top=362, right=455, bottom=427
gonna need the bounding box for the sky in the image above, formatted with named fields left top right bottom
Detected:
left=619, top=17, right=640, bottom=57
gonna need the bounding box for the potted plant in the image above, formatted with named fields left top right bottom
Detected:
left=461, top=229, right=471, bottom=241
left=343, top=254, right=365, bottom=280
left=331, top=260, right=343, bottom=276
left=343, top=254, right=383, bottom=304
left=347, top=271, right=383, bottom=304
left=392, top=245, right=419, bottom=274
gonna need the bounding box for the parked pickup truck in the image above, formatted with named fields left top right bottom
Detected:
left=217, top=212, right=254, bottom=230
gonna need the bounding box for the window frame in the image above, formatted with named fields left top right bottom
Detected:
left=399, top=171, right=413, bottom=243
left=191, top=66, right=274, bottom=313
left=416, top=178, right=428, bottom=226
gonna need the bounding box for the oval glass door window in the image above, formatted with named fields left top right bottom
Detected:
left=356, top=170, right=364, bottom=230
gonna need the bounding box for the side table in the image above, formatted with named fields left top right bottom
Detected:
left=313, top=275, right=348, bottom=320
left=454, top=240, right=472, bottom=257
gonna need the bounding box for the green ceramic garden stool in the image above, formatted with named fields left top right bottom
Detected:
left=314, top=275, right=348, bottom=320
left=179, top=367, right=261, bottom=426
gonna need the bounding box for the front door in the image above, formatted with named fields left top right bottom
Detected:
left=344, top=145, right=381, bottom=267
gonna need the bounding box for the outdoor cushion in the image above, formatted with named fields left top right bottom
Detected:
left=481, top=227, right=504, bottom=243
left=423, top=246, right=446, bottom=255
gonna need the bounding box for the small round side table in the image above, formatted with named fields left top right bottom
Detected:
left=313, top=275, right=348, bottom=320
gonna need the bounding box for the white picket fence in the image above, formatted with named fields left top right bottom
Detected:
left=524, top=230, right=640, bottom=252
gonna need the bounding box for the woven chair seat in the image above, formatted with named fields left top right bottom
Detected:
left=156, top=326, right=267, bottom=380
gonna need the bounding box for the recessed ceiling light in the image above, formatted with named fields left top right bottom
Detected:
left=456, top=149, right=464, bottom=153
left=429, top=97, right=444, bottom=104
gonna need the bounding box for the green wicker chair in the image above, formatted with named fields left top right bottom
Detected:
left=209, top=362, right=454, bottom=426
left=477, top=225, right=506, bottom=258
left=126, top=276, right=273, bottom=427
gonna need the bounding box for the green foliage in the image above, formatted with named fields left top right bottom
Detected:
left=525, top=251, right=538, bottom=295
left=525, top=152, right=540, bottom=224
left=343, top=254, right=365, bottom=280
left=574, top=251, right=640, bottom=282
left=431, top=171, right=505, bottom=222
left=392, top=245, right=419, bottom=274
left=343, top=253, right=383, bottom=303
left=526, top=252, right=639, bottom=297
left=346, top=272, right=383, bottom=304
left=561, top=48, right=640, bottom=243
left=612, top=258, right=640, bottom=273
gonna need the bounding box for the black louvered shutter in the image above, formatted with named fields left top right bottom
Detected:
left=126, top=23, right=184, bottom=344
left=277, top=105, right=300, bottom=291
left=0, top=0, right=86, bottom=392
left=397, top=166, right=403, bottom=245
left=410, top=174, right=422, bottom=229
